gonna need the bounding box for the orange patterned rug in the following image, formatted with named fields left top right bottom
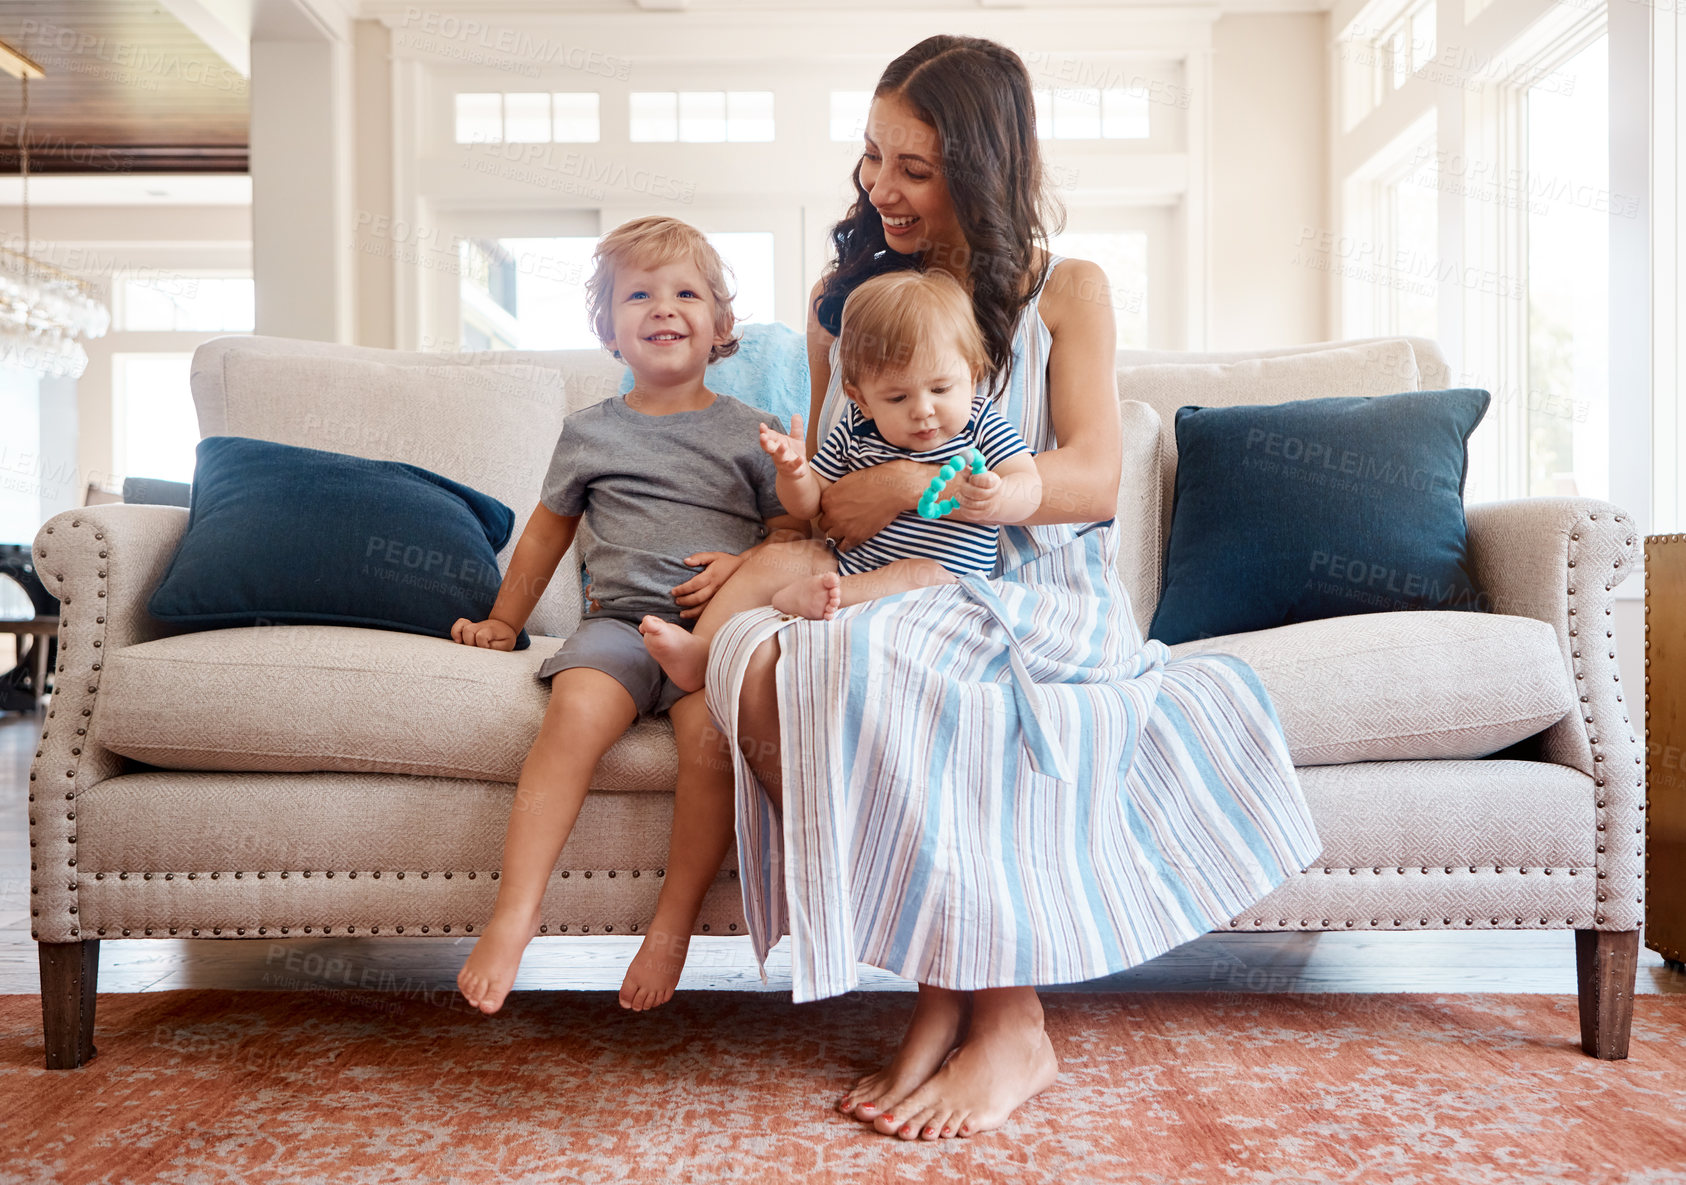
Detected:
left=2, top=990, right=1684, bottom=1184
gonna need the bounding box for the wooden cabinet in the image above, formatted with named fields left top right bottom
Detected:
left=1647, top=535, right=1686, bottom=972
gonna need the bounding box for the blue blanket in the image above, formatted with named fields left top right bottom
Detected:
left=617, top=321, right=809, bottom=428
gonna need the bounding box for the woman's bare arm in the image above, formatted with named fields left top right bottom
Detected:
left=1023, top=258, right=1123, bottom=525
left=804, top=277, right=832, bottom=458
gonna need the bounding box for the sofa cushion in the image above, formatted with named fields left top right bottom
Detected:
left=1117, top=340, right=1421, bottom=575
left=147, top=436, right=530, bottom=648
left=1166, top=611, right=1573, bottom=765
left=97, top=624, right=677, bottom=789
left=1149, top=388, right=1491, bottom=645
left=198, top=349, right=581, bottom=640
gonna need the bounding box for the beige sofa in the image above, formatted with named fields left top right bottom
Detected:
left=28, top=333, right=1643, bottom=1068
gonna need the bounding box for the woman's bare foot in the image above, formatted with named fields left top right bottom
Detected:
left=457, top=907, right=540, bottom=1015
left=872, top=987, right=1057, bottom=1141
left=771, top=573, right=842, bottom=621
left=638, top=615, right=708, bottom=693
left=838, top=986, right=970, bottom=1123
left=619, top=927, right=691, bottom=1011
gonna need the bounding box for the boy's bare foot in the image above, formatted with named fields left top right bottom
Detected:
left=872, top=987, right=1057, bottom=1141
left=638, top=615, right=708, bottom=693
left=838, top=986, right=970, bottom=1123
left=457, top=907, right=540, bottom=1015
left=771, top=573, right=842, bottom=621
left=618, top=927, right=691, bottom=1011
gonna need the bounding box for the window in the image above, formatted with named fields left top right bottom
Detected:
left=502, top=93, right=552, bottom=143
left=455, top=92, right=502, bottom=144
left=1033, top=88, right=1151, bottom=140
left=630, top=92, right=775, bottom=143
left=1389, top=143, right=1438, bottom=339
left=114, top=354, right=198, bottom=484
left=1336, top=129, right=1437, bottom=341
left=830, top=91, right=872, bottom=142
left=459, top=232, right=777, bottom=352
left=553, top=93, right=600, bottom=143
left=1523, top=33, right=1609, bottom=498
left=455, top=92, right=603, bottom=144
left=1340, top=0, right=1437, bottom=128
left=1048, top=231, right=1150, bottom=348
left=117, top=276, right=254, bottom=332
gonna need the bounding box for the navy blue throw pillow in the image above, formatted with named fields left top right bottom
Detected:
left=149, top=436, right=529, bottom=649
left=1148, top=388, right=1491, bottom=646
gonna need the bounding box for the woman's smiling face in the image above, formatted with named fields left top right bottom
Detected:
left=860, top=92, right=964, bottom=262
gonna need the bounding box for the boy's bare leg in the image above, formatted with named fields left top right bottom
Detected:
left=618, top=690, right=733, bottom=1010
left=772, top=557, right=956, bottom=621
left=641, top=539, right=835, bottom=692
left=457, top=667, right=637, bottom=1015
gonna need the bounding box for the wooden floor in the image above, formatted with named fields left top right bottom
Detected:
left=3, top=709, right=1682, bottom=1000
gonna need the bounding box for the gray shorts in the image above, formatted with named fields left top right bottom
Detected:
left=534, top=616, right=688, bottom=716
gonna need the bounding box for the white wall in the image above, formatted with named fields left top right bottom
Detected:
left=1211, top=13, right=1330, bottom=348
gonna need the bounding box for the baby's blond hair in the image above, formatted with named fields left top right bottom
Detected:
left=837, top=269, right=994, bottom=396
left=585, top=217, right=740, bottom=362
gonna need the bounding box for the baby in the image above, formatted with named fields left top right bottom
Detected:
left=639, top=267, right=1043, bottom=693
left=450, top=215, right=805, bottom=1015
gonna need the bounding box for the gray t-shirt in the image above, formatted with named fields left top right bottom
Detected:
left=540, top=393, right=786, bottom=624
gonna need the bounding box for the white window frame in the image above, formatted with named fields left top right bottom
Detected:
left=1332, top=0, right=1651, bottom=529
left=384, top=12, right=1218, bottom=354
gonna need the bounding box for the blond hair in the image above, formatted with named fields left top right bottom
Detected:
left=584, top=217, right=740, bottom=362
left=836, top=269, right=993, bottom=395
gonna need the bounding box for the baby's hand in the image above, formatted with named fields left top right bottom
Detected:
left=952, top=467, right=1006, bottom=522
left=451, top=617, right=519, bottom=650
left=759, top=415, right=808, bottom=477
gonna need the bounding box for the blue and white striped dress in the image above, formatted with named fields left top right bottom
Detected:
left=706, top=256, right=1323, bottom=1004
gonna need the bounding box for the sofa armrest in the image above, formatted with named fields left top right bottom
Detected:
left=1464, top=496, right=1643, bottom=929
left=28, top=505, right=188, bottom=943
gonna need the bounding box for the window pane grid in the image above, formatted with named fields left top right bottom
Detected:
left=553, top=92, right=600, bottom=142
left=727, top=91, right=775, bottom=142
left=455, top=92, right=501, bottom=144
left=1035, top=86, right=1149, bottom=140
left=503, top=92, right=551, bottom=143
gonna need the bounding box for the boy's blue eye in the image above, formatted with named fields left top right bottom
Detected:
left=628, top=291, right=647, bottom=300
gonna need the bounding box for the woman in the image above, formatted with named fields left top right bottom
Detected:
left=704, top=35, right=1322, bottom=1140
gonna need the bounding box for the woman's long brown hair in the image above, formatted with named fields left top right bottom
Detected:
left=814, top=35, right=1066, bottom=401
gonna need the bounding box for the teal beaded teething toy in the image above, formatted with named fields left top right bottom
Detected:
left=918, top=448, right=986, bottom=519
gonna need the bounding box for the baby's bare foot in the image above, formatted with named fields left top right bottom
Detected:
left=619, top=927, right=691, bottom=1011
left=638, top=615, right=707, bottom=693
left=873, top=990, right=1057, bottom=1141
left=838, top=987, right=969, bottom=1123
left=457, top=908, right=539, bottom=1015
left=771, top=573, right=842, bottom=621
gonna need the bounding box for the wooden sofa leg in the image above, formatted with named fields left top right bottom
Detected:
left=1575, top=929, right=1638, bottom=1059
left=39, top=940, right=100, bottom=1069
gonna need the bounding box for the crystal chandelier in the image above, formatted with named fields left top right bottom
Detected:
left=0, top=39, right=110, bottom=380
